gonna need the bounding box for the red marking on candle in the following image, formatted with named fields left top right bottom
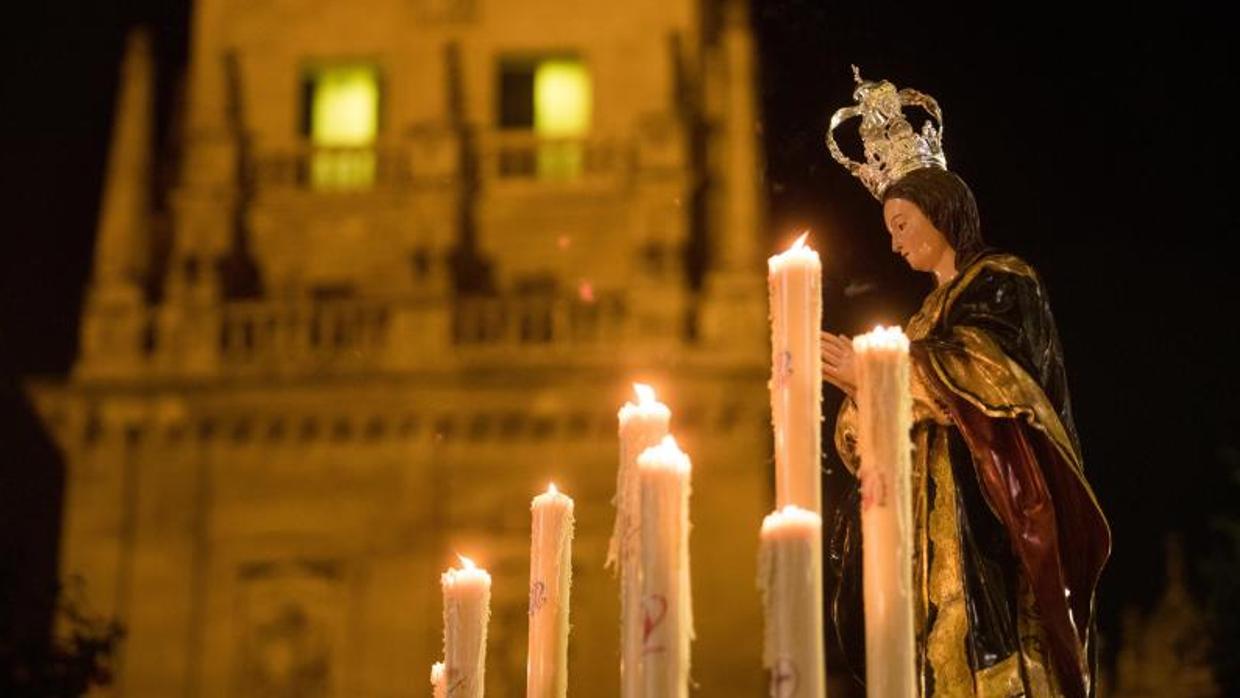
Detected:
left=775, top=349, right=794, bottom=388
left=860, top=468, right=888, bottom=511
left=529, top=581, right=547, bottom=615
left=770, top=658, right=799, bottom=697
left=642, top=593, right=668, bottom=653
left=578, top=280, right=595, bottom=303
left=446, top=667, right=466, bottom=696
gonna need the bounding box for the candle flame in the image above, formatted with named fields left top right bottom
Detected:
left=661, top=434, right=679, bottom=450
left=855, top=324, right=910, bottom=352
left=548, top=482, right=558, bottom=496
left=633, top=383, right=656, bottom=405
left=457, top=554, right=477, bottom=570
left=787, top=230, right=810, bottom=252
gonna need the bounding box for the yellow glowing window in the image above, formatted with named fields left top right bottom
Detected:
left=304, top=64, right=379, bottom=189
left=498, top=57, right=591, bottom=180
left=534, top=61, right=591, bottom=136
left=535, top=60, right=591, bottom=179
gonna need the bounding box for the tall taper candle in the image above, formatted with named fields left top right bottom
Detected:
left=613, top=383, right=671, bottom=697
left=767, top=232, right=823, bottom=513
left=527, top=484, right=575, bottom=698
left=758, top=505, right=826, bottom=698
left=638, top=435, right=694, bottom=698
left=442, top=556, right=492, bottom=698
left=854, top=326, right=916, bottom=698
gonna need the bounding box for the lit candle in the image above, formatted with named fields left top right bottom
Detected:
left=527, top=484, right=575, bottom=698
left=638, top=435, right=694, bottom=698
left=431, top=661, right=446, bottom=698
left=853, top=326, right=916, bottom=698
left=765, top=233, right=826, bottom=698
left=613, top=383, right=671, bottom=698
left=441, top=555, right=492, bottom=698
left=758, top=505, right=825, bottom=698
left=767, top=232, right=823, bottom=513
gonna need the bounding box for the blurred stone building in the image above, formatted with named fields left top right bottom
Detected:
left=1109, top=537, right=1219, bottom=698
left=27, top=0, right=772, bottom=695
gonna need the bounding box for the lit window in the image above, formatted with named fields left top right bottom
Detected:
left=302, top=64, right=380, bottom=189
left=498, top=57, right=591, bottom=180
left=535, top=60, right=591, bottom=178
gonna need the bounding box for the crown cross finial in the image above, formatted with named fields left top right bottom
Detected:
left=826, top=71, right=947, bottom=199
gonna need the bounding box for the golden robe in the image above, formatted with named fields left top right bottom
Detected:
left=833, top=254, right=1110, bottom=698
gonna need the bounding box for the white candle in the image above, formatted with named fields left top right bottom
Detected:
left=854, top=326, right=916, bottom=698
left=431, top=661, right=446, bottom=698
left=767, top=232, right=823, bottom=513
left=613, top=383, right=671, bottom=698
left=441, top=555, right=492, bottom=698
left=527, top=484, right=575, bottom=698
left=765, top=233, right=827, bottom=698
left=638, top=435, right=694, bottom=698
left=758, top=506, right=826, bottom=698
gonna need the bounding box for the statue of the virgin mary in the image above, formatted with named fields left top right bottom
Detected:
left=822, top=69, right=1111, bottom=698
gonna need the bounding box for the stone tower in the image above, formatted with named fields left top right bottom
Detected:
left=28, top=0, right=772, bottom=695
left=1111, top=537, right=1219, bottom=697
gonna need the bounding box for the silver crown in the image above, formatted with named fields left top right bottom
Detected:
left=826, top=66, right=947, bottom=199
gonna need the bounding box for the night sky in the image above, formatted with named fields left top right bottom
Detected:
left=2, top=0, right=1237, bottom=677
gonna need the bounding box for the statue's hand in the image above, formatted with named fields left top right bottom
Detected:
left=821, top=331, right=857, bottom=396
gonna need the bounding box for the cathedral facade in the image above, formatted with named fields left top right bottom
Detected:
left=28, top=0, right=772, bottom=695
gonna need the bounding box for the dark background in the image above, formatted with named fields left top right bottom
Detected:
left=754, top=0, right=1239, bottom=685
left=2, top=0, right=1236, bottom=688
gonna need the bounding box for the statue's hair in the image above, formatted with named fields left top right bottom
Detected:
left=883, top=168, right=986, bottom=269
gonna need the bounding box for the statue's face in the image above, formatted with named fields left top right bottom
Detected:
left=883, top=197, right=952, bottom=273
